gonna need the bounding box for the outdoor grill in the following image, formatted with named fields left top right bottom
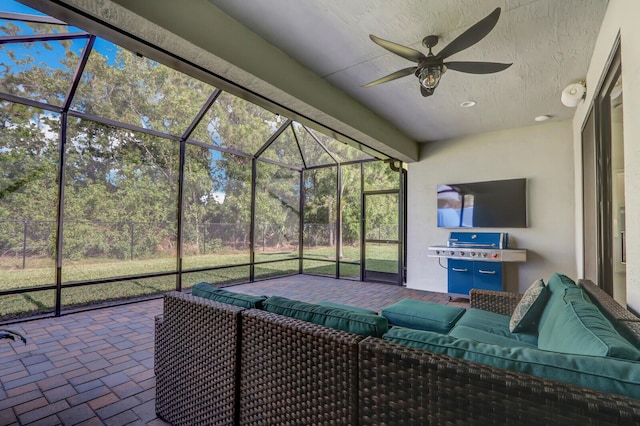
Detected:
left=428, top=232, right=527, bottom=295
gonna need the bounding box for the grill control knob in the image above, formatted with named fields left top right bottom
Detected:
left=470, top=252, right=476, bottom=257
left=459, top=251, right=465, bottom=256
left=481, top=252, right=488, bottom=257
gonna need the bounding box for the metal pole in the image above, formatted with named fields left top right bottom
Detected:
left=336, top=165, right=341, bottom=278
left=299, top=170, right=304, bottom=274
left=22, top=219, right=27, bottom=270
left=54, top=112, right=68, bottom=316
left=249, top=158, right=257, bottom=282
left=202, top=223, right=206, bottom=255
left=129, top=222, right=134, bottom=261
left=398, top=164, right=404, bottom=286
left=360, top=162, right=365, bottom=282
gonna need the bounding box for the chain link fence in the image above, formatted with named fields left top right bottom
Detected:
left=0, top=219, right=398, bottom=268
left=304, top=223, right=333, bottom=247
left=0, top=220, right=55, bottom=268
left=365, top=224, right=399, bottom=241
left=0, top=220, right=315, bottom=268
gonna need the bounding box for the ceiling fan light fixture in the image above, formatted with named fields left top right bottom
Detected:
left=419, top=65, right=444, bottom=90
left=364, top=8, right=508, bottom=98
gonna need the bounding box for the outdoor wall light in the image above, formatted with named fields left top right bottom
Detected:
left=561, top=81, right=586, bottom=107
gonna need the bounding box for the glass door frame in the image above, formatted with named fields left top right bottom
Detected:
left=583, top=39, right=622, bottom=297
left=360, top=176, right=405, bottom=285
left=596, top=44, right=622, bottom=296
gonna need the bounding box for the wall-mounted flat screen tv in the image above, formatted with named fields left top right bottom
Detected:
left=437, top=178, right=527, bottom=228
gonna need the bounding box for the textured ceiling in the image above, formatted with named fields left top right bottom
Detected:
left=208, top=0, right=608, bottom=143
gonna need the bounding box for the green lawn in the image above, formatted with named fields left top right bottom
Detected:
left=0, top=244, right=398, bottom=321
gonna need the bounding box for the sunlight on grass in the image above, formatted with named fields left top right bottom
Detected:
left=181, top=266, right=250, bottom=289
left=0, top=290, right=55, bottom=320
left=0, top=244, right=398, bottom=321
left=303, top=259, right=336, bottom=276
left=61, top=275, right=176, bottom=308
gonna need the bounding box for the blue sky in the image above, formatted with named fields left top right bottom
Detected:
left=2, top=1, right=46, bottom=16
left=1, top=0, right=245, bottom=191
left=1, top=1, right=119, bottom=67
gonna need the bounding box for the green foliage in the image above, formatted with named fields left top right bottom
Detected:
left=0, top=18, right=402, bottom=318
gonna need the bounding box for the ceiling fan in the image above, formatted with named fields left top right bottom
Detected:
left=363, top=7, right=512, bottom=97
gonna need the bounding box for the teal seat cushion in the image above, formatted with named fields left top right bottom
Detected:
left=191, top=282, right=267, bottom=309
left=263, top=296, right=388, bottom=337
left=449, top=325, right=536, bottom=348
left=383, top=326, right=640, bottom=399
left=453, top=308, right=538, bottom=346
left=538, top=301, right=640, bottom=360
left=317, top=301, right=377, bottom=315
left=380, top=299, right=466, bottom=333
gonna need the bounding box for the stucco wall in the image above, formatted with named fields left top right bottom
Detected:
left=407, top=120, right=576, bottom=293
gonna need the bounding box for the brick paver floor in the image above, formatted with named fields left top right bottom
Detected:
left=0, top=275, right=467, bottom=425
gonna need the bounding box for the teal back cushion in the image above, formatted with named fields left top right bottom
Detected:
left=538, top=301, right=640, bottom=360
left=316, top=301, right=378, bottom=315
left=191, top=282, right=267, bottom=309
left=263, top=296, right=388, bottom=337
left=383, top=326, right=640, bottom=399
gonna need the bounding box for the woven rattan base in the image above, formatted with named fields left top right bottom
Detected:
left=155, top=292, right=243, bottom=425
left=358, top=336, right=640, bottom=425
left=239, top=309, right=363, bottom=425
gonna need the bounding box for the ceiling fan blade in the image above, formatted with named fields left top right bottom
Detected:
left=369, top=35, right=427, bottom=63
left=437, top=7, right=502, bottom=60
left=362, top=66, right=417, bottom=87
left=445, top=61, right=512, bottom=74
left=420, top=86, right=434, bottom=97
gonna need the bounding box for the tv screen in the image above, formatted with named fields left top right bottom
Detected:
left=437, top=178, right=527, bottom=228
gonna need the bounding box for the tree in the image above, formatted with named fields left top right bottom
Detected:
left=0, top=15, right=399, bottom=282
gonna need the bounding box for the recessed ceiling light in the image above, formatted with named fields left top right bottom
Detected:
left=460, top=100, right=476, bottom=108
left=535, top=115, right=551, bottom=122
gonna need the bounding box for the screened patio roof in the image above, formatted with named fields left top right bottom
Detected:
left=0, top=4, right=382, bottom=170
left=0, top=1, right=406, bottom=323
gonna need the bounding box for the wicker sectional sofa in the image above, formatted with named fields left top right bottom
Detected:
left=154, top=276, right=640, bottom=425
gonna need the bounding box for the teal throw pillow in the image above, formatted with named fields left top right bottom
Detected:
left=509, top=278, right=549, bottom=333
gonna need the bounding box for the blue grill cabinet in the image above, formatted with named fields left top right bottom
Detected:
left=428, top=232, right=526, bottom=297
left=448, top=259, right=503, bottom=295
